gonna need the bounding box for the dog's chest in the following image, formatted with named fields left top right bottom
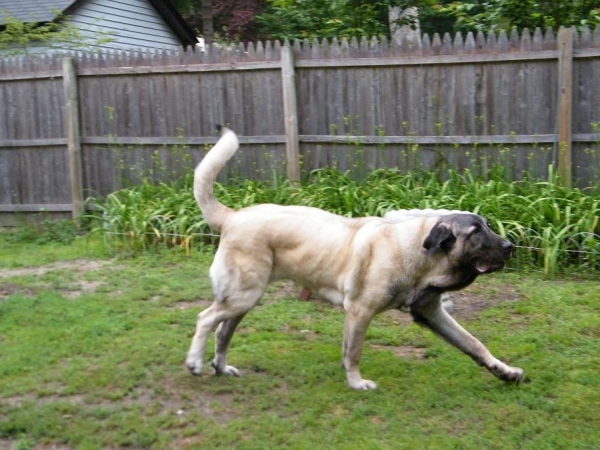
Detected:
left=385, top=282, right=414, bottom=309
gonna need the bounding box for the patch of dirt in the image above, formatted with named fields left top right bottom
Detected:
left=0, top=259, right=116, bottom=299
left=382, top=309, right=414, bottom=325
left=2, top=376, right=238, bottom=426
left=445, top=284, right=521, bottom=321
left=60, top=280, right=106, bottom=299
left=295, top=282, right=521, bottom=330
left=171, top=298, right=213, bottom=310
left=0, top=259, right=113, bottom=279
left=371, top=344, right=427, bottom=359
left=263, top=280, right=299, bottom=302
left=0, top=283, right=35, bottom=300
left=0, top=440, right=73, bottom=450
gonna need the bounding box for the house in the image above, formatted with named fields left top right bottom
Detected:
left=0, top=0, right=197, bottom=52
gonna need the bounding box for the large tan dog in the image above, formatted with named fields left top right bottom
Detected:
left=185, top=126, right=524, bottom=390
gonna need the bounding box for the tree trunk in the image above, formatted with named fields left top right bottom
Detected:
left=201, top=0, right=213, bottom=46
left=389, top=6, right=421, bottom=47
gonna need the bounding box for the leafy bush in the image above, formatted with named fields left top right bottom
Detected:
left=8, top=218, right=81, bottom=245
left=88, top=167, right=600, bottom=275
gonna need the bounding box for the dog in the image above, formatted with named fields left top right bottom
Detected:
left=185, top=126, right=524, bottom=390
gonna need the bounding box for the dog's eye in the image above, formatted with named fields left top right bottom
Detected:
left=472, top=225, right=482, bottom=234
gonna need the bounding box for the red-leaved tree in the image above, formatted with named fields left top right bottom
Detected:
left=213, top=0, right=263, bottom=42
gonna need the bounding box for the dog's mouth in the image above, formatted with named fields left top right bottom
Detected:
left=474, top=261, right=505, bottom=274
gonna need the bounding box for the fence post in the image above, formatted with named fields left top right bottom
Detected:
left=557, top=27, right=573, bottom=188
left=281, top=43, right=300, bottom=182
left=62, top=57, right=84, bottom=223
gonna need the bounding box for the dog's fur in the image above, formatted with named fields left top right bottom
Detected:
left=185, top=126, right=524, bottom=390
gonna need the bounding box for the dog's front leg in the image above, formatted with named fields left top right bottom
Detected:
left=342, top=305, right=377, bottom=390
left=411, top=300, right=524, bottom=382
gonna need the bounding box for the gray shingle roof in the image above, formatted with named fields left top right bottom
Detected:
left=0, top=0, right=197, bottom=47
left=0, top=0, right=76, bottom=24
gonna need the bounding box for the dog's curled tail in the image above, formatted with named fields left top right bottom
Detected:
left=194, top=125, right=239, bottom=230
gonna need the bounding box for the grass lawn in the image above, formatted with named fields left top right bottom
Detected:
left=0, top=233, right=599, bottom=449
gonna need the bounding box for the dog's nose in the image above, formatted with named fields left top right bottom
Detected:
left=502, top=240, right=513, bottom=255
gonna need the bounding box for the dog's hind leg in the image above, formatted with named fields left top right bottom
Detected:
left=185, top=285, right=265, bottom=377
left=411, top=298, right=524, bottom=382
left=185, top=302, right=230, bottom=376
left=210, top=313, right=248, bottom=376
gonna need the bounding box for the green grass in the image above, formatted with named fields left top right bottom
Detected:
left=1, top=232, right=599, bottom=449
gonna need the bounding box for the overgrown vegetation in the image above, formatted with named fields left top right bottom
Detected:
left=88, top=166, right=600, bottom=276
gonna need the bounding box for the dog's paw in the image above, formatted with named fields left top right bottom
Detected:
left=211, top=361, right=240, bottom=377
left=492, top=364, right=525, bottom=383
left=506, top=366, right=525, bottom=383
left=348, top=379, right=378, bottom=390
left=185, top=357, right=203, bottom=376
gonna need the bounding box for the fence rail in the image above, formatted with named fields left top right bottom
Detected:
left=0, top=26, right=599, bottom=224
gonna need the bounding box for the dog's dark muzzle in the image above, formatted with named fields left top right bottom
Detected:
left=502, top=240, right=514, bottom=258
left=474, top=239, right=513, bottom=274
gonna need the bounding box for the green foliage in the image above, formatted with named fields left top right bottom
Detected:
left=7, top=219, right=82, bottom=245
left=0, top=12, right=113, bottom=55
left=254, top=0, right=599, bottom=38
left=436, top=0, right=600, bottom=33
left=88, top=166, right=600, bottom=275
left=254, top=0, right=420, bottom=41
left=172, top=0, right=599, bottom=43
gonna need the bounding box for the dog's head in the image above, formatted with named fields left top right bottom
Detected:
left=423, top=213, right=513, bottom=275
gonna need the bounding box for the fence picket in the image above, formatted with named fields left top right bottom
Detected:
left=544, top=27, right=556, bottom=49
left=454, top=32, right=464, bottom=54
left=532, top=28, right=544, bottom=50
left=521, top=28, right=532, bottom=51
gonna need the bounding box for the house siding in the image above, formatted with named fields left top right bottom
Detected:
left=69, top=0, right=184, bottom=50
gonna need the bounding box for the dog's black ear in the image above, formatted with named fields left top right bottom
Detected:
left=423, top=222, right=456, bottom=252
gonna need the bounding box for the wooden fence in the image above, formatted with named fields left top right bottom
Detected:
left=1, top=26, right=599, bottom=224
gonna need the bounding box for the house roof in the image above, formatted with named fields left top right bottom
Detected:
left=0, top=0, right=197, bottom=47
left=0, top=0, right=75, bottom=23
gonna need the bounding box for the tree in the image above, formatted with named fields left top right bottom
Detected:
left=213, top=0, right=263, bottom=41
left=0, top=12, right=113, bottom=56
left=254, top=0, right=423, bottom=41
left=201, top=0, right=214, bottom=45
left=171, top=0, right=600, bottom=45
left=436, top=0, right=600, bottom=34
left=171, top=0, right=262, bottom=43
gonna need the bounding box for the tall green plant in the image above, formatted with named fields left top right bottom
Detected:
left=89, top=166, right=600, bottom=275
